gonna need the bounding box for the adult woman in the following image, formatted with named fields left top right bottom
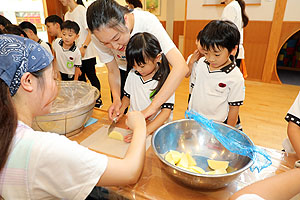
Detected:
left=221, top=0, right=249, bottom=68
left=0, top=34, right=146, bottom=199
left=87, top=0, right=189, bottom=120
left=59, top=0, right=103, bottom=108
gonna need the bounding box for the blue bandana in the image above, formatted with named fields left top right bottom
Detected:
left=0, top=34, right=53, bottom=96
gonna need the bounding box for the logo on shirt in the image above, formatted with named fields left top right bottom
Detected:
left=116, top=54, right=126, bottom=61
left=218, top=83, right=226, bottom=88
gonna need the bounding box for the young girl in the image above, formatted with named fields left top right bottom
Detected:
left=0, top=34, right=146, bottom=199
left=87, top=0, right=188, bottom=120
left=221, top=0, right=249, bottom=68
left=119, top=32, right=175, bottom=143
left=187, top=20, right=245, bottom=129
left=59, top=0, right=103, bottom=108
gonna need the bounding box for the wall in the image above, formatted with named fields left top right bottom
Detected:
left=185, top=0, right=300, bottom=82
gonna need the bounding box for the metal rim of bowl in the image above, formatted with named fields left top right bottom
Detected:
left=151, top=118, right=254, bottom=178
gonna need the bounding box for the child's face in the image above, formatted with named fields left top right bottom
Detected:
left=61, top=29, right=78, bottom=46
left=46, top=22, right=59, bottom=37
left=203, top=46, right=232, bottom=69
left=93, top=25, right=130, bottom=51
left=133, top=57, right=159, bottom=78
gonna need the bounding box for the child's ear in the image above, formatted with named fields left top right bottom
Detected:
left=75, top=34, right=79, bottom=40
left=230, top=45, right=239, bottom=57
left=155, top=53, right=162, bottom=63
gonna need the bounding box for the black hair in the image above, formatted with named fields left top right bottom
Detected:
left=126, top=32, right=170, bottom=99
left=196, top=30, right=202, bottom=42
left=19, top=21, right=38, bottom=35
left=45, top=15, right=63, bottom=27
left=126, top=0, right=143, bottom=8
left=61, top=20, right=80, bottom=34
left=200, top=20, right=240, bottom=54
left=87, top=0, right=130, bottom=32
left=76, top=0, right=85, bottom=7
left=0, top=15, right=12, bottom=28
left=236, top=0, right=249, bottom=28
left=5, top=24, right=28, bottom=38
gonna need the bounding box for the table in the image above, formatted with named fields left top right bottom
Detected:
left=69, top=109, right=298, bottom=200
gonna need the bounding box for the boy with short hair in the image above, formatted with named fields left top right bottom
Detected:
left=45, top=15, right=63, bottom=38
left=187, top=20, right=245, bottom=129
left=52, top=20, right=82, bottom=81
left=19, top=21, right=52, bottom=53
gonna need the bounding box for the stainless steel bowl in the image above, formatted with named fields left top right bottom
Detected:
left=32, top=81, right=99, bottom=136
left=152, top=119, right=253, bottom=189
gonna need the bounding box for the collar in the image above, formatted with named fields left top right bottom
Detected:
left=59, top=39, right=76, bottom=52
left=37, top=39, right=42, bottom=44
left=204, top=60, right=236, bottom=74
left=134, top=70, right=161, bottom=81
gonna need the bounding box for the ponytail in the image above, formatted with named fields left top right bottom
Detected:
left=236, top=0, right=249, bottom=28
left=151, top=53, right=170, bottom=99
left=0, top=80, right=17, bottom=172
left=76, top=0, right=85, bottom=7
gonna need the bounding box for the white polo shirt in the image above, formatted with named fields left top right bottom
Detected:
left=52, top=38, right=81, bottom=75
left=124, top=69, right=175, bottom=121
left=92, top=9, right=176, bottom=71
left=188, top=57, right=245, bottom=122
left=285, top=91, right=300, bottom=126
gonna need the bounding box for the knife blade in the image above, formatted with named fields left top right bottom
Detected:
left=107, top=117, right=118, bottom=135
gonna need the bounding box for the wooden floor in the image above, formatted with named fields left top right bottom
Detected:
left=95, top=66, right=300, bottom=150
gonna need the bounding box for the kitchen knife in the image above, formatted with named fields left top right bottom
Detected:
left=107, top=117, right=118, bottom=135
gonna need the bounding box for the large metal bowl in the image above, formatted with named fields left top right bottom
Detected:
left=32, top=81, right=99, bottom=136
left=152, top=119, right=253, bottom=189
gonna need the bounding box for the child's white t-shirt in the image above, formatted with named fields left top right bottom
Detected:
left=65, top=5, right=96, bottom=60
left=188, top=57, right=245, bottom=122
left=92, top=9, right=176, bottom=71
left=0, top=121, right=107, bottom=200
left=52, top=38, right=81, bottom=75
left=124, top=69, right=175, bottom=121
left=221, top=0, right=244, bottom=59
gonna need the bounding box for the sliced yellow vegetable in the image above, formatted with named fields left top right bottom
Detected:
left=165, top=152, right=175, bottom=165
left=169, top=150, right=182, bottom=164
left=108, top=130, right=124, bottom=141
left=207, top=159, right=229, bottom=170
left=214, top=169, right=227, bottom=174
left=186, top=152, right=197, bottom=166
left=189, top=166, right=205, bottom=174
left=177, top=153, right=189, bottom=168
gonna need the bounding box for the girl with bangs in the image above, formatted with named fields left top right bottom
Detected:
left=118, top=32, right=175, bottom=143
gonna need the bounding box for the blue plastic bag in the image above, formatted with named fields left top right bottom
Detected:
left=185, top=110, right=272, bottom=172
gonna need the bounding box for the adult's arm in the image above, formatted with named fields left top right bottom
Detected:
left=143, top=48, right=188, bottom=118
left=230, top=168, right=300, bottom=200
left=97, top=111, right=146, bottom=186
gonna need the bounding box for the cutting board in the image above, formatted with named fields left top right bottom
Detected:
left=80, top=125, right=152, bottom=158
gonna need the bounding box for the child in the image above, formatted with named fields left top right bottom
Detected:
left=52, top=20, right=82, bottom=81
left=45, top=15, right=63, bottom=38
left=19, top=21, right=52, bottom=53
left=187, top=20, right=245, bottom=129
left=282, top=92, right=300, bottom=159
left=61, top=0, right=103, bottom=108
left=0, top=34, right=147, bottom=199
left=119, top=32, right=175, bottom=142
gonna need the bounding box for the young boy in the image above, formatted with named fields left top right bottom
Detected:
left=19, top=21, right=52, bottom=53
left=187, top=20, right=245, bottom=129
left=45, top=15, right=63, bottom=38
left=52, top=20, right=82, bottom=81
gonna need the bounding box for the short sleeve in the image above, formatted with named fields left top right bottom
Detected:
left=228, top=71, right=245, bottom=106
left=161, top=93, right=175, bottom=110
left=285, top=92, right=300, bottom=126
left=74, top=48, right=82, bottom=67
left=30, top=132, right=108, bottom=200
left=221, top=5, right=237, bottom=23
left=91, top=35, right=115, bottom=64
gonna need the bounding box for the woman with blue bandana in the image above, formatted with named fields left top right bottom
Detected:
left=0, top=34, right=146, bottom=199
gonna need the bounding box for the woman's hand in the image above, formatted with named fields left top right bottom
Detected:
left=108, top=99, right=122, bottom=120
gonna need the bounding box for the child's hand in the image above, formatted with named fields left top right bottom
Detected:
left=124, top=133, right=133, bottom=143
left=126, top=111, right=146, bottom=131
left=190, top=49, right=202, bottom=64
left=74, top=68, right=82, bottom=80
